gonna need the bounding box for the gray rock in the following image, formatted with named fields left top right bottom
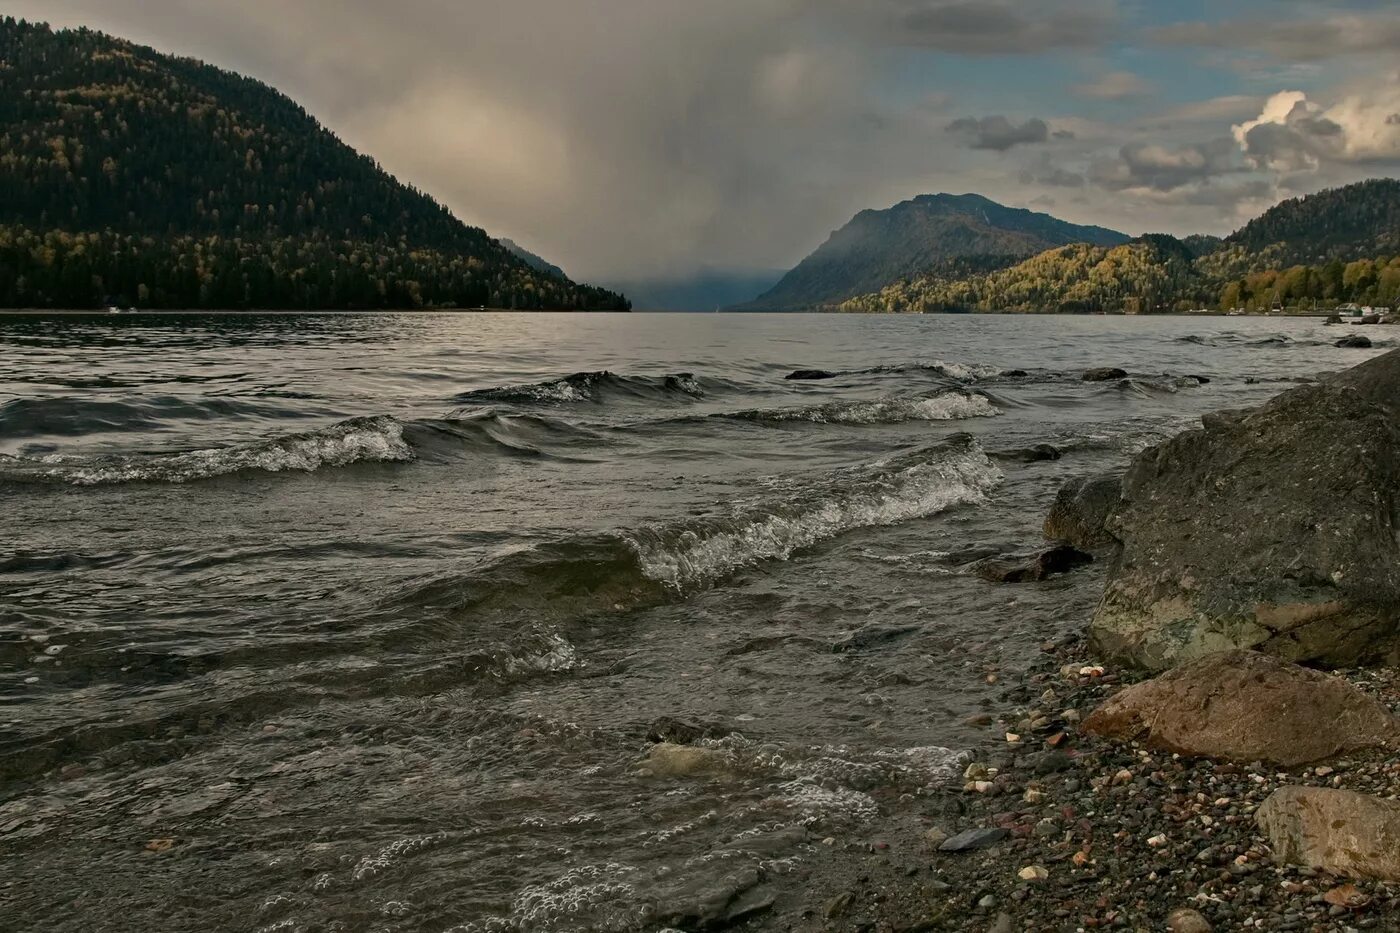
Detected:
left=971, top=545, right=1093, bottom=584
left=1336, top=335, right=1373, bottom=348
left=1043, top=473, right=1123, bottom=549
left=833, top=624, right=921, bottom=653
left=938, top=827, right=1009, bottom=852
left=785, top=369, right=839, bottom=381
left=1082, top=367, right=1128, bottom=382
left=993, top=444, right=1062, bottom=464
left=1090, top=349, right=1400, bottom=670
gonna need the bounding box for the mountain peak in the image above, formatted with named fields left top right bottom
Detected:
left=740, top=193, right=1129, bottom=310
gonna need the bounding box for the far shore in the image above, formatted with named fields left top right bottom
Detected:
left=0, top=308, right=1362, bottom=318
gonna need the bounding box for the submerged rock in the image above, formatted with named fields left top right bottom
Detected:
left=1043, top=473, right=1122, bottom=549
left=1081, top=367, right=1128, bottom=382
left=1090, top=349, right=1400, bottom=670
left=971, top=545, right=1093, bottom=583
left=992, top=444, right=1062, bottom=464
left=646, top=716, right=733, bottom=745
left=1082, top=650, right=1399, bottom=766
left=785, top=369, right=839, bottom=381
left=1256, top=786, right=1400, bottom=880
left=832, top=623, right=921, bottom=653
left=1336, top=334, right=1372, bottom=348
left=639, top=743, right=734, bottom=779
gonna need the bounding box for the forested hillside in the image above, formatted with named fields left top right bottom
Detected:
left=837, top=181, right=1400, bottom=314
left=0, top=18, right=628, bottom=310
left=740, top=193, right=1129, bottom=310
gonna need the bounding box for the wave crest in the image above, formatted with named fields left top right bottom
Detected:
left=725, top=392, right=1000, bottom=425
left=0, top=416, right=413, bottom=486
left=455, top=370, right=713, bottom=405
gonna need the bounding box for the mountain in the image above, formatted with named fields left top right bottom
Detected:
left=738, top=193, right=1130, bottom=310
left=0, top=18, right=628, bottom=310
left=841, top=235, right=1206, bottom=314
left=836, top=180, right=1400, bottom=315
left=1225, top=179, right=1400, bottom=265
left=609, top=269, right=787, bottom=311
left=499, top=239, right=567, bottom=281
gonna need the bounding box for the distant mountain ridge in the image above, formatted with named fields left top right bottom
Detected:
left=739, top=193, right=1130, bottom=310
left=0, top=18, right=628, bottom=310
left=837, top=180, right=1400, bottom=315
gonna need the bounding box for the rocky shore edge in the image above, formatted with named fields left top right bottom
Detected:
left=759, top=349, right=1400, bottom=932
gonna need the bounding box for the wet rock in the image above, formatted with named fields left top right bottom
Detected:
left=645, top=716, right=732, bottom=745
left=1256, top=786, right=1400, bottom=880
left=1001, top=370, right=1029, bottom=378
left=1336, top=334, right=1372, bottom=348
left=656, top=864, right=774, bottom=928
left=1081, top=367, right=1128, bottom=382
left=1082, top=650, right=1399, bottom=766
left=1168, top=908, right=1212, bottom=932
left=1091, top=349, right=1400, bottom=670
left=1043, top=473, right=1122, bottom=550
left=938, top=827, right=1008, bottom=852
left=785, top=369, right=839, bottom=381
left=971, top=545, right=1093, bottom=584
left=1326, top=313, right=1344, bottom=325
left=639, top=743, right=734, bottom=779
left=992, top=444, right=1062, bottom=464
left=833, top=624, right=922, bottom=653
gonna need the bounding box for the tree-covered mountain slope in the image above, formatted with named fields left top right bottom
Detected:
left=0, top=18, right=627, bottom=310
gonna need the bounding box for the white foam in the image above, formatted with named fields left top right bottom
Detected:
left=3, top=416, right=414, bottom=486
left=628, top=442, right=1002, bottom=590
left=743, top=392, right=1001, bottom=425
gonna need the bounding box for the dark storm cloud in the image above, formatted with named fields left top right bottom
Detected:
left=947, top=116, right=1051, bottom=151
left=873, top=0, right=1119, bottom=53
left=1149, top=11, right=1400, bottom=61
left=1089, top=138, right=1241, bottom=192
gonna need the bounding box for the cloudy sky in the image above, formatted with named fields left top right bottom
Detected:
left=13, top=0, right=1400, bottom=286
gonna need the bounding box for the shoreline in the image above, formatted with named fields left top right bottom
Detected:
left=761, top=636, right=1400, bottom=932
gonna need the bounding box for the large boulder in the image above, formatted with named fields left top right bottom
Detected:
left=1256, top=787, right=1400, bottom=880
left=1082, top=650, right=1399, bottom=766
left=1090, top=349, right=1400, bottom=670
left=1044, top=473, right=1122, bottom=549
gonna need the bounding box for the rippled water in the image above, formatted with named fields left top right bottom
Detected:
left=1, top=311, right=1384, bottom=931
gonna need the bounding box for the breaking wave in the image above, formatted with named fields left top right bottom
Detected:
left=0, top=415, right=414, bottom=486
left=722, top=391, right=1001, bottom=425
left=388, top=436, right=1001, bottom=621
left=454, top=370, right=723, bottom=405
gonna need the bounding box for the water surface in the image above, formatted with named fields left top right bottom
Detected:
left=1, top=311, right=1381, bottom=931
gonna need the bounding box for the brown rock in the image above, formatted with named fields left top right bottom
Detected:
left=638, top=743, right=735, bottom=779
left=1256, top=786, right=1400, bottom=880
left=970, top=545, right=1093, bottom=583
left=1082, top=650, right=1398, bottom=766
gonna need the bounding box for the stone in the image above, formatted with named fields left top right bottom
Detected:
left=923, top=827, right=949, bottom=848
left=646, top=716, right=731, bottom=745
left=1090, top=349, right=1400, bottom=670
left=832, top=624, right=921, bottom=653
left=1336, top=334, right=1372, bottom=348
left=1082, top=367, right=1129, bottom=382
left=994, top=444, right=1062, bottom=464
left=1167, top=908, right=1212, bottom=932
left=1082, top=650, right=1399, bottom=766
left=1043, top=473, right=1123, bottom=550
left=1256, top=786, right=1400, bottom=880
left=785, top=369, right=839, bottom=381
left=640, top=743, right=735, bottom=779
left=970, top=545, right=1093, bottom=584
left=1017, top=865, right=1048, bottom=882
left=938, top=827, right=1009, bottom=852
